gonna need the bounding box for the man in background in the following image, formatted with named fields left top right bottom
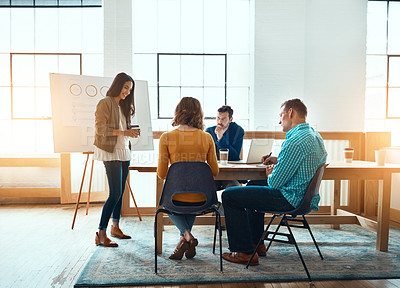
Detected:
left=206, top=105, right=245, bottom=190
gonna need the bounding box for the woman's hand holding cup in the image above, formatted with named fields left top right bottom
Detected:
left=125, top=125, right=140, bottom=138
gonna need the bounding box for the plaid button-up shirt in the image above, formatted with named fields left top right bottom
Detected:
left=267, top=123, right=327, bottom=211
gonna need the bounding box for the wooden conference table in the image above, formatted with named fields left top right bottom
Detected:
left=127, top=161, right=400, bottom=254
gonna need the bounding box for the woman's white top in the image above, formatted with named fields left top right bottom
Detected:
left=94, top=107, right=132, bottom=161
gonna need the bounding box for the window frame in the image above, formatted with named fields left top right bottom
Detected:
left=156, top=52, right=227, bottom=120
left=386, top=54, right=400, bottom=119
left=367, top=0, right=400, bottom=120
left=0, top=0, right=102, bottom=8
left=10, top=52, right=82, bottom=120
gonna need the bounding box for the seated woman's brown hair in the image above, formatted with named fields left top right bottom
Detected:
left=172, top=97, right=204, bottom=130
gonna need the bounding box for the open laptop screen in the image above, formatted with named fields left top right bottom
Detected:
left=229, top=139, right=274, bottom=164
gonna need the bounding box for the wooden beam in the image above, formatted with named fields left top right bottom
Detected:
left=116, top=205, right=350, bottom=217
left=0, top=188, right=60, bottom=198
left=153, top=131, right=366, bottom=142
left=337, top=209, right=378, bottom=232
left=243, top=131, right=286, bottom=139
left=69, top=191, right=108, bottom=203
left=0, top=157, right=60, bottom=167
left=161, top=214, right=358, bottom=226
left=391, top=208, right=400, bottom=224
left=60, top=153, right=72, bottom=204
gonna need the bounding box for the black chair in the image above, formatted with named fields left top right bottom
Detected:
left=154, top=161, right=223, bottom=274
left=246, top=163, right=328, bottom=283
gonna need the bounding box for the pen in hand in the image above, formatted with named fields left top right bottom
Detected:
left=262, top=152, right=272, bottom=165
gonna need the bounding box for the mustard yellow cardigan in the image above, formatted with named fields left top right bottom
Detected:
left=157, top=129, right=219, bottom=203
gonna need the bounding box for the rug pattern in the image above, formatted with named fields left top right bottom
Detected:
left=75, top=217, right=400, bottom=287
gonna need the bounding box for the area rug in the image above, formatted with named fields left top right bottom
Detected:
left=75, top=217, right=400, bottom=287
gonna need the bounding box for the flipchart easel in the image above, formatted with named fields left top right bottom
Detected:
left=71, top=152, right=142, bottom=229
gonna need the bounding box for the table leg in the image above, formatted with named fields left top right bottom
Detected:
left=156, top=176, right=164, bottom=254
left=331, top=180, right=341, bottom=229
left=376, top=173, right=391, bottom=252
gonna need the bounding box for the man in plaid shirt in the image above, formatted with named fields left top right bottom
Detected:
left=221, top=98, right=327, bottom=266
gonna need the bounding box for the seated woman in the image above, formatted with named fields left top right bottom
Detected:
left=157, top=97, right=219, bottom=260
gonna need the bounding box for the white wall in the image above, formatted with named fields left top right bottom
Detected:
left=252, top=0, right=305, bottom=131
left=252, top=0, right=366, bottom=132
left=104, top=0, right=133, bottom=77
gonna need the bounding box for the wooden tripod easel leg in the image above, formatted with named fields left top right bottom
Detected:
left=126, top=181, right=142, bottom=221
left=72, top=153, right=90, bottom=230
left=85, top=157, right=95, bottom=215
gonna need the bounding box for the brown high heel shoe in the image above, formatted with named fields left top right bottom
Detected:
left=185, top=238, right=198, bottom=259
left=95, top=232, right=118, bottom=247
left=111, top=225, right=131, bottom=239
left=169, top=239, right=190, bottom=260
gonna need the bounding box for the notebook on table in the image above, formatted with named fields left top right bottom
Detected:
left=229, top=139, right=274, bottom=164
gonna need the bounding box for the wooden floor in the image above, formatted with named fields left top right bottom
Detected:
left=1, top=204, right=400, bottom=288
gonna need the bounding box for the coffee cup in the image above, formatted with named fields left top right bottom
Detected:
left=219, top=148, right=229, bottom=165
left=344, top=148, right=354, bottom=163
left=375, top=149, right=386, bottom=166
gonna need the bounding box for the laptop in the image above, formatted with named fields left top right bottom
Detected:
left=229, top=139, right=274, bottom=164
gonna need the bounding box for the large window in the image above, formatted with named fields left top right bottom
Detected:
left=366, top=1, right=400, bottom=143
left=132, top=0, right=251, bottom=130
left=0, top=6, right=103, bottom=154
left=157, top=53, right=227, bottom=119
left=10, top=53, right=81, bottom=120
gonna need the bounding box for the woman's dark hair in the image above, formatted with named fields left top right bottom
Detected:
left=107, top=72, right=135, bottom=127
left=172, top=97, right=204, bottom=130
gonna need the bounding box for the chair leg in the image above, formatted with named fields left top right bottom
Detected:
left=265, top=215, right=284, bottom=253
left=246, top=214, right=276, bottom=269
left=213, top=214, right=218, bottom=254
left=154, top=211, right=159, bottom=274
left=302, top=216, right=324, bottom=260
left=218, top=213, right=223, bottom=272
left=286, top=223, right=312, bottom=282
left=211, top=210, right=223, bottom=272
left=246, top=229, right=266, bottom=269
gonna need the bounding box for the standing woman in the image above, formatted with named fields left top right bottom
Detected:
left=94, top=72, right=140, bottom=247
left=157, top=97, right=219, bottom=260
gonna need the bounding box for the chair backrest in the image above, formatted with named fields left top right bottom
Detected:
left=158, top=161, right=218, bottom=214
left=292, top=163, right=328, bottom=216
